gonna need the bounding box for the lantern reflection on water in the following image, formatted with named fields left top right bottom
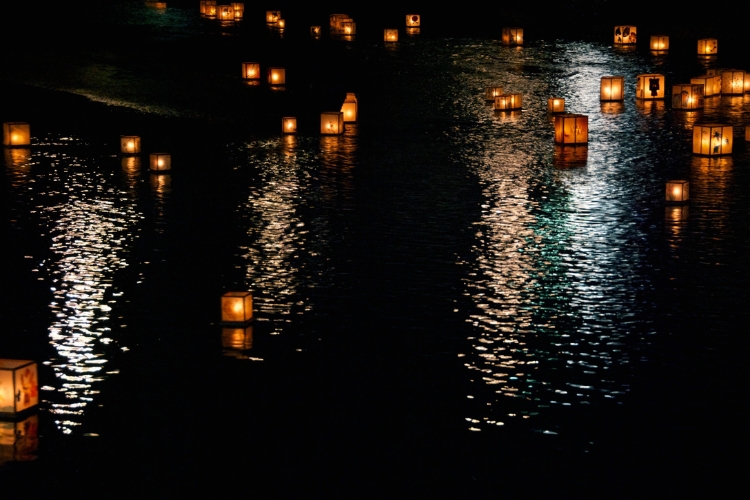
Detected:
left=268, top=67, right=285, bottom=86
left=547, top=97, right=565, bottom=113
left=553, top=145, right=587, bottom=168
left=221, top=291, right=253, bottom=323
left=614, top=26, right=636, bottom=44
left=149, top=152, right=171, bottom=172
left=672, top=84, right=704, bottom=110
left=0, top=414, right=38, bottom=465
left=746, top=126, right=750, bottom=141
left=3, top=122, right=31, bottom=147
left=666, top=180, right=689, bottom=203
left=698, top=38, right=718, bottom=55
left=0, top=360, right=38, bottom=416
left=120, top=135, right=141, bottom=155
left=693, top=124, right=733, bottom=156
left=321, top=111, right=344, bottom=135
left=601, top=76, right=625, bottom=101
left=501, top=28, right=523, bottom=46
left=554, top=114, right=588, bottom=144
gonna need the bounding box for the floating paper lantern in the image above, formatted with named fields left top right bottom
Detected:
left=330, top=13, right=347, bottom=32
left=266, top=10, right=280, bottom=25
left=217, top=5, right=233, bottom=20
left=672, top=84, right=704, bottom=110
left=221, top=291, right=253, bottom=323
left=547, top=98, right=565, bottom=113
left=666, top=180, right=689, bottom=203
left=384, top=29, right=398, bottom=42
left=635, top=73, right=665, bottom=100
left=494, top=93, right=522, bottom=111
left=242, top=62, right=260, bottom=81
left=120, top=135, right=141, bottom=155
left=268, top=67, right=285, bottom=86
left=502, top=27, right=523, bottom=46
left=277, top=19, right=286, bottom=30
left=690, top=75, right=721, bottom=97
left=693, top=124, right=733, bottom=156
left=697, top=38, right=717, bottom=56
left=341, top=93, right=357, bottom=122
left=554, top=114, right=588, bottom=144
left=3, top=122, right=30, bottom=147
left=406, top=14, right=420, bottom=27
left=200, top=0, right=216, bottom=16
left=321, top=112, right=344, bottom=135
left=0, top=360, right=38, bottom=416
left=310, top=25, right=321, bottom=37
left=720, top=69, right=745, bottom=95
left=614, top=26, right=636, bottom=44
left=341, top=20, right=356, bottom=35
left=282, top=117, right=297, bottom=134
left=650, top=35, right=669, bottom=52
left=601, top=76, right=625, bottom=101
left=149, top=153, right=171, bottom=172
left=231, top=3, right=244, bottom=20
left=485, top=87, right=503, bottom=101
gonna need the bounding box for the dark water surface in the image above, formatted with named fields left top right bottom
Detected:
left=2, top=2, right=750, bottom=496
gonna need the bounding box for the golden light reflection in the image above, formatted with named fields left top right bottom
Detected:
left=0, top=414, right=38, bottom=465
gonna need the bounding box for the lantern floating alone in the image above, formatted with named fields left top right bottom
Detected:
left=494, top=93, right=522, bottom=111
left=384, top=29, right=398, bottom=42
left=341, top=93, right=358, bottom=122
left=672, top=84, right=704, bottom=110
left=321, top=112, right=344, bottom=135
left=0, top=360, right=38, bottom=416
left=693, top=123, right=733, bottom=156
left=554, top=114, right=588, bottom=144
left=650, top=35, right=669, bottom=52
left=282, top=117, right=297, bottom=134
left=601, top=76, right=625, bottom=101
left=666, top=180, right=689, bottom=203
left=635, top=74, right=665, bottom=100
left=502, top=27, right=523, bottom=46
left=691, top=75, right=721, bottom=97
left=149, top=153, right=171, bottom=173
left=547, top=98, right=565, bottom=113
left=120, top=135, right=141, bottom=155
left=406, top=14, right=420, bottom=27
left=221, top=291, right=253, bottom=324
left=614, top=26, right=637, bottom=44
left=268, top=67, right=285, bottom=86
left=697, top=38, right=718, bottom=56
left=3, top=122, right=30, bottom=147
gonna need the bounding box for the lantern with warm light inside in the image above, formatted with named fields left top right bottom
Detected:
left=650, top=35, right=669, bottom=52
left=321, top=112, right=344, bottom=135
left=547, top=98, right=565, bottom=113
left=242, top=62, right=260, bottom=81
left=384, top=29, right=398, bottom=42
left=341, top=20, right=356, bottom=35
left=693, top=124, right=733, bottom=156
left=697, top=38, right=717, bottom=56
left=601, top=76, right=625, bottom=101
left=266, top=10, right=280, bottom=25
left=120, top=135, right=141, bottom=155
left=268, top=67, right=285, bottom=86
left=311, top=25, right=321, bottom=37
left=282, top=117, right=297, bottom=134
left=217, top=5, right=234, bottom=20
left=720, top=69, right=746, bottom=95
left=0, top=360, right=38, bottom=416
left=231, top=3, right=243, bottom=20
left=502, top=28, right=523, bottom=46
left=3, top=122, right=30, bottom=147
left=494, top=93, right=522, bottom=111
left=221, top=291, right=253, bottom=324
left=330, top=14, right=347, bottom=32
left=406, top=14, right=420, bottom=27
left=690, top=75, right=721, bottom=97
left=341, top=93, right=357, bottom=122
left=665, top=180, right=689, bottom=203
left=149, top=153, right=171, bottom=172
left=200, top=0, right=216, bottom=16
left=614, top=26, right=636, bottom=44
left=635, top=74, right=665, bottom=100
left=554, top=114, right=588, bottom=144
left=672, top=84, right=704, bottom=110
left=485, top=87, right=503, bottom=102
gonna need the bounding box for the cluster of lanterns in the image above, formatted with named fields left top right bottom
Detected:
left=199, top=1, right=244, bottom=22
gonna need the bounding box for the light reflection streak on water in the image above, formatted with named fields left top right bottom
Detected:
left=33, top=141, right=140, bottom=434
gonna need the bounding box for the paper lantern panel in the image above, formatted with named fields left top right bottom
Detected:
left=242, top=62, right=260, bottom=80
left=485, top=87, right=503, bottom=101
left=406, top=14, right=420, bottom=27
left=636, top=74, right=665, bottom=100
left=691, top=75, right=721, bottom=97
left=698, top=38, right=717, bottom=55
left=268, top=67, right=285, bottom=86
left=3, top=122, right=30, bottom=147
left=672, top=84, right=704, bottom=110
left=666, top=180, right=689, bottom=203
left=384, top=29, right=398, bottom=42
left=554, top=114, right=588, bottom=144
left=614, top=26, right=637, bottom=44
left=221, top=291, right=253, bottom=323
left=149, top=153, right=171, bottom=172
left=720, top=70, right=745, bottom=95
left=650, top=35, right=669, bottom=52
left=341, top=93, right=357, bottom=122
left=601, top=76, right=625, bottom=101
left=0, top=360, right=38, bottom=415
left=120, top=135, right=141, bottom=154
left=321, top=112, right=344, bottom=135
left=502, top=28, right=523, bottom=46
left=693, top=124, right=733, bottom=156
left=282, top=117, right=297, bottom=134
left=493, top=93, right=522, bottom=111
left=547, top=98, right=565, bottom=113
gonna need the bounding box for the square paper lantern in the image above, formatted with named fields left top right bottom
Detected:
left=341, top=20, right=356, bottom=35
left=242, top=62, right=260, bottom=81
left=231, top=3, right=244, bottom=20
left=217, top=5, right=233, bottom=21
left=693, top=124, right=733, bottom=156
left=221, top=291, right=253, bottom=323
left=120, top=135, right=141, bottom=155
left=666, top=180, right=689, bottom=203
left=282, top=117, right=297, bottom=134
left=720, top=69, right=745, bottom=95
left=321, top=112, right=344, bottom=135
left=3, top=122, right=30, bottom=147
left=691, top=75, right=721, bottom=97
left=547, top=98, right=565, bottom=113
left=277, top=19, right=286, bottom=30
left=149, top=153, right=171, bottom=172
left=650, top=35, right=669, bottom=52
left=635, top=74, right=665, bottom=99
left=268, top=67, right=285, bottom=86
left=310, top=25, right=321, bottom=37
left=698, top=38, right=717, bottom=55
left=0, top=360, right=38, bottom=416
left=502, top=28, right=523, bottom=46
left=384, top=29, right=398, bottom=42
left=494, top=93, right=522, bottom=111
left=200, top=0, right=216, bottom=16
left=341, top=93, right=357, bottom=122
left=601, top=76, right=625, bottom=101
left=554, top=114, right=588, bottom=144
left=614, top=26, right=636, bottom=44
left=406, top=14, right=420, bottom=27
left=485, top=87, right=503, bottom=101
left=672, top=84, right=704, bottom=110
left=266, top=10, right=280, bottom=25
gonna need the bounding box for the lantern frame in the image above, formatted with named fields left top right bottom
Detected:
left=149, top=153, right=171, bottom=173
left=321, top=112, right=344, bottom=135
left=672, top=84, right=704, bottom=110
left=120, top=135, right=141, bottom=155
left=282, top=117, right=297, bottom=134
left=3, top=122, right=31, bottom=147
left=384, top=29, right=398, bottom=42
left=267, top=67, right=286, bottom=86
left=547, top=98, right=565, bottom=113
left=501, top=28, right=523, bottom=46
left=0, top=360, right=38, bottom=416
left=665, top=180, right=689, bottom=203
left=690, top=75, right=721, bottom=97
left=406, top=14, right=420, bottom=27
left=266, top=10, right=280, bottom=25
left=242, top=62, right=260, bottom=81
left=554, top=114, right=588, bottom=145
left=635, top=74, right=665, bottom=100
left=697, top=38, right=718, bottom=56
left=221, top=291, right=254, bottom=324
left=719, top=69, right=746, bottom=95
left=614, top=26, right=637, bottom=44
left=493, top=93, right=522, bottom=111
left=601, top=76, right=625, bottom=101
left=650, top=35, right=669, bottom=52
left=692, top=124, right=733, bottom=156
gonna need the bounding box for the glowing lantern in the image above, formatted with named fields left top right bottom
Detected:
left=614, top=26, right=636, bottom=44
left=231, top=3, right=243, bottom=20
left=0, top=414, right=38, bottom=465
left=149, top=153, right=171, bottom=172
left=690, top=75, right=721, bottom=97
left=3, top=122, right=30, bottom=147
left=493, top=93, right=522, bottom=111
left=266, top=10, right=280, bottom=25
left=242, top=62, right=260, bottom=81
left=406, top=14, right=420, bottom=27
left=0, top=360, right=38, bottom=416
left=547, top=97, right=565, bottom=113
left=672, top=84, right=704, bottom=110
left=277, top=19, right=286, bottom=30
left=697, top=38, right=717, bottom=55
left=554, top=114, right=588, bottom=144
left=200, top=1, right=216, bottom=16
left=221, top=291, right=253, bottom=323
left=384, top=29, right=398, bottom=42
left=282, top=117, right=297, bottom=134
left=311, top=26, right=321, bottom=37
left=650, top=35, right=669, bottom=52
left=268, top=67, right=285, bottom=86
left=485, top=87, right=503, bottom=101
left=693, top=124, right=733, bottom=156
left=502, top=28, right=523, bottom=46
left=217, top=5, right=233, bottom=20
left=601, top=76, right=625, bottom=101
left=666, top=180, right=689, bottom=203
left=120, top=135, right=141, bottom=155
left=321, top=112, right=344, bottom=135
left=204, top=3, right=217, bottom=17
left=720, top=69, right=746, bottom=95
left=330, top=14, right=347, bottom=33
left=341, top=93, right=357, bottom=122
left=341, top=20, right=356, bottom=35
left=635, top=73, right=665, bottom=100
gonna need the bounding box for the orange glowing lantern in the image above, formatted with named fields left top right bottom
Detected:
left=200, top=0, right=216, bottom=16
left=690, top=75, right=721, bottom=97
left=601, top=76, right=625, bottom=101
left=554, top=114, right=588, bottom=144
left=321, top=112, right=344, bottom=135
left=311, top=25, right=321, bottom=37
left=221, top=291, right=253, bottom=323
left=493, top=93, right=522, bottom=111
left=341, top=19, right=356, bottom=36
left=635, top=73, right=665, bottom=100
left=614, top=26, right=636, bottom=44
left=666, top=180, right=689, bottom=203
left=277, top=19, right=286, bottom=30
left=650, top=35, right=669, bottom=52
left=547, top=98, right=565, bottom=113
left=0, top=413, right=38, bottom=464
left=406, top=14, right=420, bottom=27
left=231, top=2, right=243, bottom=20
left=242, top=62, right=260, bottom=81
left=266, top=10, right=280, bottom=25
left=693, top=124, right=733, bottom=156
left=502, top=27, right=523, bottom=46
left=282, top=117, right=297, bottom=134
left=698, top=38, right=717, bottom=55
left=341, top=93, right=357, bottom=122
left=672, top=84, right=704, bottom=110
left=0, top=360, right=38, bottom=416
left=720, top=69, right=746, bottom=95
left=120, top=135, right=141, bottom=155
left=3, top=122, right=31, bottom=147
left=485, top=87, right=503, bottom=102
left=384, top=29, right=398, bottom=42
left=217, top=5, right=233, bottom=20
left=330, top=14, right=347, bottom=33
left=268, top=67, right=285, bottom=86
left=149, top=152, right=171, bottom=172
